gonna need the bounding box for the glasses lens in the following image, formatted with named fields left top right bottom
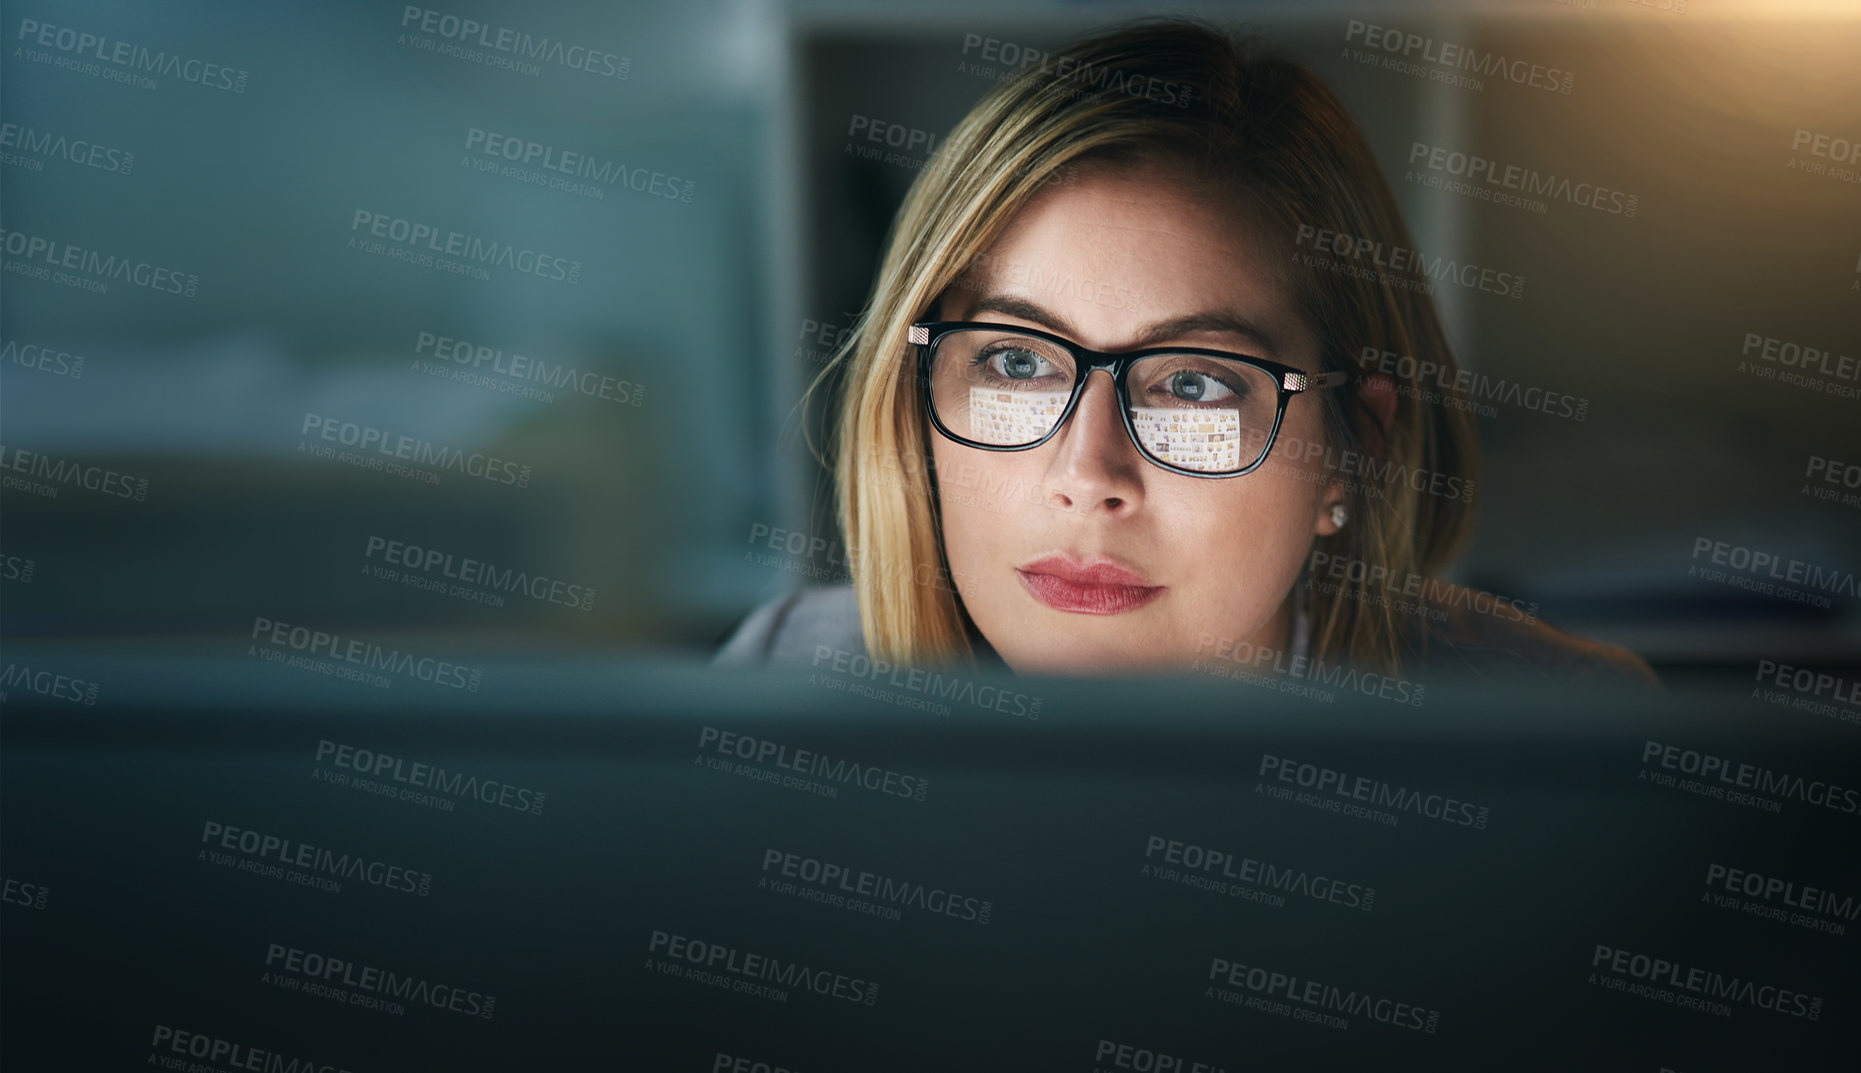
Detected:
left=928, top=329, right=1077, bottom=446
left=1125, top=354, right=1280, bottom=474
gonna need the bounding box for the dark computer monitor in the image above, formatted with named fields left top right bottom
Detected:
left=3, top=650, right=1854, bottom=1071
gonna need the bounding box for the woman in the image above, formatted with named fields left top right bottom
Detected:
left=718, top=19, right=1656, bottom=688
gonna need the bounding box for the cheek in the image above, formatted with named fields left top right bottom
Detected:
left=1262, top=407, right=1332, bottom=539
left=1250, top=402, right=1332, bottom=505
left=928, top=438, right=992, bottom=568
left=929, top=440, right=1054, bottom=590
left=1177, top=476, right=1314, bottom=580
left=1165, top=445, right=1325, bottom=611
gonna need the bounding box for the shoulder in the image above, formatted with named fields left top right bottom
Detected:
left=1414, top=582, right=1662, bottom=690
left=713, top=584, right=866, bottom=669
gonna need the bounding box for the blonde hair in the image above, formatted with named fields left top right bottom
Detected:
left=806, top=19, right=1479, bottom=675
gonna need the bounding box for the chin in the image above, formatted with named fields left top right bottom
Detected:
left=997, top=638, right=1174, bottom=677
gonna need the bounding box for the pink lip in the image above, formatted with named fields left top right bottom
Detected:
left=1015, top=554, right=1165, bottom=615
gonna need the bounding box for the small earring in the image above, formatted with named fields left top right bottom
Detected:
left=1330, top=503, right=1349, bottom=528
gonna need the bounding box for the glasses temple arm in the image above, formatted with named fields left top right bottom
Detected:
left=1281, top=370, right=1353, bottom=392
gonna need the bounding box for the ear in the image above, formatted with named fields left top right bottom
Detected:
left=1314, top=479, right=1348, bottom=537
left=1355, top=372, right=1397, bottom=447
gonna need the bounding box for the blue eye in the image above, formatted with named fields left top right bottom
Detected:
left=1162, top=369, right=1238, bottom=403
left=978, top=347, right=1053, bottom=381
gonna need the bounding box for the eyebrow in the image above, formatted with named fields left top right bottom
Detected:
left=965, top=294, right=1282, bottom=358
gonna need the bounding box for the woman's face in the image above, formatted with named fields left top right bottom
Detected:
left=930, top=162, right=1346, bottom=674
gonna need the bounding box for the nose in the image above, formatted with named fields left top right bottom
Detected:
left=1042, top=369, right=1145, bottom=514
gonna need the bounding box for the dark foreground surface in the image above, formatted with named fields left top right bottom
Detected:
left=2, top=651, right=1856, bottom=1071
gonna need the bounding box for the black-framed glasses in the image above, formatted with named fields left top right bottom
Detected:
left=911, top=321, right=1351, bottom=478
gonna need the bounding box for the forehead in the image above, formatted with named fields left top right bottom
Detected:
left=944, top=162, right=1309, bottom=359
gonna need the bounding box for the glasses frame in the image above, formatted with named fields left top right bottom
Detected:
left=911, top=320, right=1352, bottom=479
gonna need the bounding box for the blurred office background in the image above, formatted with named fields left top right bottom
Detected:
left=2, top=0, right=1858, bottom=684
